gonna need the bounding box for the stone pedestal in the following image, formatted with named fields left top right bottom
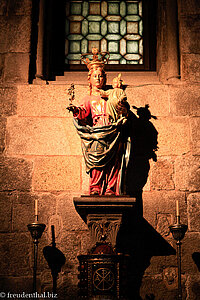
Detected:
left=74, top=196, right=136, bottom=299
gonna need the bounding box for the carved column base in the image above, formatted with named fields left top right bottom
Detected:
left=74, top=195, right=136, bottom=254
left=87, top=214, right=122, bottom=253
left=74, top=196, right=136, bottom=299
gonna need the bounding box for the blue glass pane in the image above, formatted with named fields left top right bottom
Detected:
left=68, top=34, right=83, bottom=41
left=81, top=39, right=88, bottom=53
left=127, top=3, right=138, bottom=15
left=127, top=40, right=139, bottom=53
left=108, top=41, right=119, bottom=53
left=70, top=2, right=82, bottom=15
left=109, top=53, right=122, bottom=60
left=82, top=19, right=88, bottom=36
left=108, top=22, right=120, bottom=34
left=101, top=20, right=107, bottom=36
left=108, top=2, right=120, bottom=15
left=86, top=34, right=102, bottom=40
left=89, top=22, right=100, bottom=34
left=87, top=15, right=103, bottom=21
left=70, top=41, right=81, bottom=53
left=105, top=34, right=121, bottom=41
left=120, top=19, right=126, bottom=35
left=120, top=2, right=126, bottom=17
left=82, top=1, right=89, bottom=17
left=67, top=53, right=81, bottom=60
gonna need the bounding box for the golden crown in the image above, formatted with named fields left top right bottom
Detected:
left=81, top=48, right=110, bottom=70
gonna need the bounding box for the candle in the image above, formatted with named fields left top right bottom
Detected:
left=176, top=199, right=179, bottom=217
left=35, top=199, right=38, bottom=222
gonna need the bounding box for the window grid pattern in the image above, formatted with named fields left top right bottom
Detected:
left=65, top=0, right=143, bottom=65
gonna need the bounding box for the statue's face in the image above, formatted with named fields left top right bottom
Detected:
left=112, top=78, right=120, bottom=88
left=90, top=69, right=105, bottom=89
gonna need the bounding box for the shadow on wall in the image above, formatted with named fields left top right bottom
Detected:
left=125, top=104, right=158, bottom=214
left=43, top=225, right=79, bottom=299
left=117, top=106, right=177, bottom=299
left=116, top=214, right=176, bottom=300
left=192, top=252, right=200, bottom=272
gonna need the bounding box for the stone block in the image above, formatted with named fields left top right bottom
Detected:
left=179, top=0, right=200, bottom=16
left=190, top=117, right=200, bottom=155
left=0, top=117, right=6, bottom=153
left=7, top=16, right=31, bottom=53
left=58, top=231, right=81, bottom=267
left=181, top=54, right=200, bottom=82
left=0, top=232, right=31, bottom=276
left=156, top=213, right=174, bottom=237
left=80, top=230, right=91, bottom=254
left=169, top=85, right=200, bottom=117
left=151, top=158, right=175, bottom=190
left=0, top=276, right=33, bottom=294
left=174, top=156, right=200, bottom=191
left=32, top=192, right=57, bottom=234
left=143, top=191, right=187, bottom=227
left=54, top=283, right=78, bottom=300
left=180, top=16, right=200, bottom=54
left=0, top=191, right=14, bottom=232
left=4, top=53, right=29, bottom=82
left=0, top=1, right=7, bottom=15
left=0, top=17, right=8, bottom=53
left=17, top=84, right=88, bottom=117
left=187, top=193, right=200, bottom=232
left=143, top=174, right=151, bottom=191
left=8, top=0, right=32, bottom=15
left=6, top=116, right=82, bottom=156
left=32, top=156, right=82, bottom=192
left=152, top=118, right=190, bottom=156
left=186, top=275, right=200, bottom=300
left=126, top=85, right=169, bottom=117
left=0, top=86, right=17, bottom=116
left=181, top=232, right=200, bottom=274
left=46, top=214, right=63, bottom=244
left=0, top=54, right=5, bottom=82
left=0, top=157, right=33, bottom=191
left=145, top=253, right=177, bottom=277
left=56, top=193, right=87, bottom=234
left=140, top=275, right=186, bottom=300
left=12, top=192, right=37, bottom=231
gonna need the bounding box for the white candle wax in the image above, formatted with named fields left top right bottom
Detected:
left=176, top=199, right=180, bottom=217
left=35, top=199, right=38, bottom=218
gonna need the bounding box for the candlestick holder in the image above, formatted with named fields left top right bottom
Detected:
left=169, top=216, right=188, bottom=300
left=28, top=222, right=46, bottom=292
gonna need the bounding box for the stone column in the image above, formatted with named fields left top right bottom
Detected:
left=35, top=0, right=45, bottom=80
left=166, top=0, right=180, bottom=81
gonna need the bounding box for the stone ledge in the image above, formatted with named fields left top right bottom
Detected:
left=74, top=195, right=136, bottom=222
left=55, top=71, right=160, bottom=86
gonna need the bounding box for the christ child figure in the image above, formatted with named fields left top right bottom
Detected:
left=99, top=73, right=127, bottom=123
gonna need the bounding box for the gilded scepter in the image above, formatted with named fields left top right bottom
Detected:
left=67, top=83, right=75, bottom=108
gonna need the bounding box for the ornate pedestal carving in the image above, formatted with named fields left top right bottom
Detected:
left=87, top=214, right=122, bottom=251
left=74, top=196, right=136, bottom=299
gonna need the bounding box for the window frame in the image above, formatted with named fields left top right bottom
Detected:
left=33, top=0, right=157, bottom=82
left=64, top=0, right=157, bottom=72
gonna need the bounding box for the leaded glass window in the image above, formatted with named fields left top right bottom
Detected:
left=65, top=1, right=144, bottom=67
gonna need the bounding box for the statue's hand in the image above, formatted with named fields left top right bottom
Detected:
left=66, top=104, right=79, bottom=115
left=116, top=101, right=130, bottom=116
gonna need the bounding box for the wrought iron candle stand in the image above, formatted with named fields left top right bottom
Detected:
left=169, top=216, right=188, bottom=300
left=27, top=220, right=46, bottom=292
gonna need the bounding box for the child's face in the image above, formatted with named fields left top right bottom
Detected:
left=112, top=79, right=120, bottom=88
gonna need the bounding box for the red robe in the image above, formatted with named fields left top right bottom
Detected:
left=74, top=94, right=124, bottom=195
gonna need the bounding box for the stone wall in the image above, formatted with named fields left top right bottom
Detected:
left=0, top=0, right=200, bottom=299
